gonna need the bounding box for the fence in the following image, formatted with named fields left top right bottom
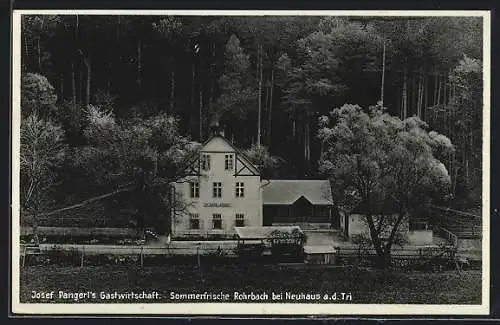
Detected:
left=428, top=206, right=482, bottom=239
left=21, top=226, right=138, bottom=237
left=435, top=226, right=458, bottom=247
left=20, top=243, right=239, bottom=268
left=24, top=216, right=133, bottom=228
left=20, top=241, right=481, bottom=271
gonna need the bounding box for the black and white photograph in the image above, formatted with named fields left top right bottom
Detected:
left=11, top=10, right=490, bottom=315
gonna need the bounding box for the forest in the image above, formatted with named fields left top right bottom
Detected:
left=19, top=15, right=484, bottom=231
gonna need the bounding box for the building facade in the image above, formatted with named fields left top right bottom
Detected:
left=171, top=134, right=262, bottom=238
left=339, top=202, right=434, bottom=245
left=262, top=180, right=335, bottom=228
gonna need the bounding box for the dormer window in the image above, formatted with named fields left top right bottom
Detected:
left=224, top=154, right=234, bottom=170
left=201, top=154, right=211, bottom=171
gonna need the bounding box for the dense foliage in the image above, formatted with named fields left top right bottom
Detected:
left=318, top=104, right=453, bottom=267
left=19, top=15, right=484, bottom=231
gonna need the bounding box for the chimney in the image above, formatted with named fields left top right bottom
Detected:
left=209, top=116, right=225, bottom=138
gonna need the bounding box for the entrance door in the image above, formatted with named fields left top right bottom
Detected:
left=292, top=196, right=313, bottom=224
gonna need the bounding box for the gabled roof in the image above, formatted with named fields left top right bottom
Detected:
left=262, top=179, right=333, bottom=205
left=201, top=135, right=260, bottom=175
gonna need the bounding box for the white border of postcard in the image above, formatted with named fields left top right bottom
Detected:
left=11, top=9, right=491, bottom=316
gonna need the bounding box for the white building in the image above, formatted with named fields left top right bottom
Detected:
left=171, top=130, right=262, bottom=239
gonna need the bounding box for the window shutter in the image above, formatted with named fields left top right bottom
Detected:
left=199, top=218, right=204, bottom=230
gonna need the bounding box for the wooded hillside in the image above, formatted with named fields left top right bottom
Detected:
left=21, top=15, right=483, bottom=213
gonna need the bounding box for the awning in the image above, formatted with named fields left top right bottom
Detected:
left=234, top=226, right=304, bottom=240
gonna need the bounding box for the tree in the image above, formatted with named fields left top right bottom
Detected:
left=215, top=34, right=256, bottom=144
left=243, top=144, right=284, bottom=179
left=20, top=113, right=66, bottom=243
left=277, top=18, right=382, bottom=169
left=446, top=55, right=483, bottom=209
left=152, top=16, right=184, bottom=113
left=22, top=15, right=62, bottom=74
left=21, top=73, right=58, bottom=118
left=19, top=15, right=482, bottom=205
left=73, top=105, right=201, bottom=234
left=318, top=104, right=453, bottom=268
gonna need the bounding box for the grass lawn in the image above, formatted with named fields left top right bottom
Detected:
left=20, top=265, right=482, bottom=304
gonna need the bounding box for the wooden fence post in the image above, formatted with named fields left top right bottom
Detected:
left=80, top=245, right=85, bottom=267
left=140, top=246, right=144, bottom=268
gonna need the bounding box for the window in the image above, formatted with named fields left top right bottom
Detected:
left=235, top=182, right=245, bottom=198
left=189, top=181, right=199, bottom=198
left=213, top=182, right=222, bottom=198
left=235, top=213, right=245, bottom=227
left=201, top=154, right=211, bottom=171
left=317, top=206, right=329, bottom=217
left=212, top=214, right=222, bottom=229
left=190, top=214, right=200, bottom=229
left=225, top=154, right=234, bottom=170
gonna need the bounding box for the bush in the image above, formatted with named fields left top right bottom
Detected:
left=44, top=246, right=82, bottom=266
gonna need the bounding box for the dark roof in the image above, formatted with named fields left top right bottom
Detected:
left=262, top=180, right=333, bottom=205
left=351, top=200, right=401, bottom=215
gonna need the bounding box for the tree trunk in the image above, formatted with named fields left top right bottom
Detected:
left=23, top=19, right=29, bottom=72
left=84, top=55, right=91, bottom=107
left=416, top=74, right=421, bottom=118
left=433, top=73, right=438, bottom=106
left=380, top=39, right=386, bottom=106
left=417, top=69, right=424, bottom=118
left=411, top=73, right=416, bottom=116
left=467, top=125, right=475, bottom=180
left=423, top=74, right=428, bottom=121
left=32, top=211, right=40, bottom=246
left=199, top=82, right=203, bottom=142
left=304, top=117, right=310, bottom=162
left=78, top=67, right=83, bottom=105
left=137, top=39, right=142, bottom=92
left=209, top=42, right=216, bottom=116
left=264, top=79, right=269, bottom=142
left=303, top=118, right=307, bottom=161
left=190, top=63, right=195, bottom=137
left=37, top=37, right=41, bottom=72
left=170, top=57, right=175, bottom=113
left=257, top=44, right=263, bottom=148
left=443, top=73, right=447, bottom=105
left=402, top=68, right=408, bottom=119
left=60, top=73, right=64, bottom=101
left=366, top=214, right=384, bottom=258
left=71, top=61, right=76, bottom=103
left=437, top=75, right=442, bottom=106
left=267, top=68, right=274, bottom=146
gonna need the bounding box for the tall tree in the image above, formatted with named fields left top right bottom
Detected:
left=318, top=104, right=453, bottom=268
left=20, top=113, right=66, bottom=243
left=215, top=34, right=256, bottom=144
left=152, top=16, right=184, bottom=113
